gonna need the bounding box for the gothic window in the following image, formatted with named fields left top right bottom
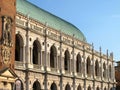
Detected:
left=33, top=80, right=41, bottom=90
left=86, top=57, right=91, bottom=75
left=95, top=60, right=99, bottom=76
left=14, top=79, right=23, bottom=90
left=32, top=40, right=41, bottom=65
left=88, top=86, right=91, bottom=90
left=76, top=54, right=82, bottom=73
left=15, top=34, right=23, bottom=61
left=77, top=85, right=82, bottom=90
left=50, top=45, right=57, bottom=68
left=104, top=87, right=107, bottom=90
left=96, top=87, right=99, bottom=90
left=64, top=50, right=70, bottom=71
left=65, top=84, right=71, bottom=90
left=103, top=63, right=106, bottom=78
left=50, top=82, right=57, bottom=90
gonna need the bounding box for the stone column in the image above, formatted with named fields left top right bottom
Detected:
left=40, top=50, right=42, bottom=67
left=72, top=35, right=75, bottom=90
left=92, top=44, right=95, bottom=90
left=83, top=45, right=86, bottom=90
left=60, top=31, right=63, bottom=90
left=44, top=25, right=48, bottom=90
left=38, top=50, right=41, bottom=68
left=100, top=47, right=103, bottom=80
left=25, top=18, right=30, bottom=90
left=23, top=45, right=26, bottom=67
left=30, top=46, right=33, bottom=64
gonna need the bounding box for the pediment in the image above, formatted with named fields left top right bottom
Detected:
left=0, top=67, right=17, bottom=78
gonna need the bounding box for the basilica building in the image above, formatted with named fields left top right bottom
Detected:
left=0, top=0, right=116, bottom=90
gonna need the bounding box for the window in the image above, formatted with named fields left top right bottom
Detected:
left=95, top=60, right=99, bottom=76
left=14, top=79, right=23, bottom=90
left=76, top=54, right=82, bottom=73
left=64, top=50, right=70, bottom=71
left=32, top=40, right=41, bottom=65
left=15, top=34, right=23, bottom=61
left=86, top=57, right=91, bottom=75
left=50, top=45, right=57, bottom=68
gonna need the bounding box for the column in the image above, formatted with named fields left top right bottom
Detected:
left=72, top=35, right=75, bottom=90
left=40, top=50, right=42, bottom=66
left=30, top=46, right=33, bottom=64
left=100, top=47, right=103, bottom=80
left=44, top=25, right=48, bottom=90
left=83, top=45, right=86, bottom=90
left=38, top=50, right=41, bottom=68
left=25, top=17, right=30, bottom=90
left=107, top=50, right=109, bottom=81
left=92, top=44, right=95, bottom=90
left=23, top=45, right=26, bottom=67
left=60, top=31, right=63, bottom=90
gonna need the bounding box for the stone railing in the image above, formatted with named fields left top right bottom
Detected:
left=77, top=72, right=82, bottom=77
left=33, top=64, right=41, bottom=70
left=15, top=61, right=25, bottom=69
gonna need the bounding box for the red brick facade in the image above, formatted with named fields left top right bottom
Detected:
left=0, top=0, right=16, bottom=69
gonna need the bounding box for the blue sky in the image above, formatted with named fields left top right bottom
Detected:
left=28, top=0, right=120, bottom=62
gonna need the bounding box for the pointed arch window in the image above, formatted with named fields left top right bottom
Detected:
left=33, top=80, right=41, bottom=90
left=50, top=82, right=57, bottom=90
left=14, top=79, right=23, bottom=90
left=64, top=50, right=70, bottom=71
left=15, top=34, right=23, bottom=61
left=77, top=85, right=82, bottom=90
left=88, top=86, right=91, bottom=90
left=96, top=87, right=99, bottom=90
left=76, top=54, right=82, bottom=73
left=65, top=84, right=71, bottom=90
left=50, top=45, right=57, bottom=68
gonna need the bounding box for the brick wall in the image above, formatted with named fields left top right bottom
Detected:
left=0, top=0, right=16, bottom=69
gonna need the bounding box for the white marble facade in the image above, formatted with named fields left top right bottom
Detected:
left=14, top=13, right=115, bottom=90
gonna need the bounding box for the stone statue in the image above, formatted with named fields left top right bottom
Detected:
left=2, top=16, right=13, bottom=46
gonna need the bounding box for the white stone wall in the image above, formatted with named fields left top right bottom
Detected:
left=14, top=13, right=116, bottom=90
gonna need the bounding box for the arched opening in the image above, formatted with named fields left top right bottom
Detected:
left=65, top=84, right=71, bottom=90
left=33, top=80, right=41, bottom=90
left=15, top=34, right=23, bottom=61
left=32, top=40, right=41, bottom=65
left=109, top=65, right=112, bottom=79
left=96, top=87, right=99, bottom=90
left=95, top=60, right=99, bottom=76
left=110, top=87, right=113, bottom=90
left=14, top=79, right=23, bottom=90
left=86, top=57, right=91, bottom=75
left=50, top=82, right=57, bottom=90
left=103, top=63, right=106, bottom=78
left=50, top=45, right=57, bottom=68
left=88, top=86, right=91, bottom=90
left=104, top=87, right=107, bottom=90
left=77, top=85, right=82, bottom=90
left=64, top=50, right=70, bottom=71
left=76, top=54, right=82, bottom=73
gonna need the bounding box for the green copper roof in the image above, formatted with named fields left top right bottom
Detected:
left=16, top=0, right=86, bottom=42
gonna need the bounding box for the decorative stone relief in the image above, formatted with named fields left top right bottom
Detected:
left=1, top=46, right=11, bottom=64
left=2, top=16, right=13, bottom=47
left=1, top=16, right=13, bottom=65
